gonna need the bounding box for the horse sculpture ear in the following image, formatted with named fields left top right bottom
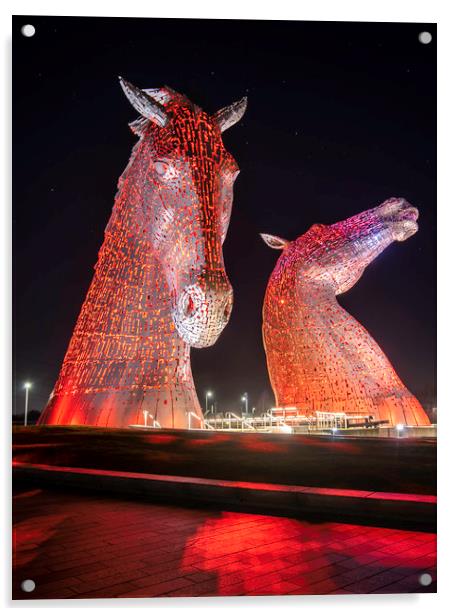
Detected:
left=119, top=76, right=169, bottom=128
left=260, top=233, right=289, bottom=250
left=214, top=97, right=248, bottom=132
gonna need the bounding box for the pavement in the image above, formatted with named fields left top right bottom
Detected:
left=12, top=486, right=436, bottom=600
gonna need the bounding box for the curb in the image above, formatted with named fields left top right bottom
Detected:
left=13, top=462, right=436, bottom=531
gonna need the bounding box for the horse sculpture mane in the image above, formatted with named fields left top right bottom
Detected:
left=38, top=78, right=246, bottom=429
left=261, top=197, right=430, bottom=427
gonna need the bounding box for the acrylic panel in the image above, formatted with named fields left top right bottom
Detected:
left=12, top=16, right=436, bottom=600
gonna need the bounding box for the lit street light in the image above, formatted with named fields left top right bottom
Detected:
left=205, top=390, right=213, bottom=415
left=241, top=392, right=248, bottom=415
left=24, top=382, right=32, bottom=426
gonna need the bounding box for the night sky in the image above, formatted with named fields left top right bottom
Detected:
left=13, top=16, right=436, bottom=415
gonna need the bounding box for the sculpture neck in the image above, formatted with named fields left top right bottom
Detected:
left=40, top=138, right=205, bottom=429
left=54, top=146, right=193, bottom=394
left=263, top=266, right=405, bottom=411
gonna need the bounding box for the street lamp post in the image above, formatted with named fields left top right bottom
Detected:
left=241, top=392, right=248, bottom=415
left=24, top=382, right=32, bottom=426
left=205, top=391, right=213, bottom=415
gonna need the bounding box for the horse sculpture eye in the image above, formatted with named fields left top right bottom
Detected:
left=154, top=161, right=169, bottom=176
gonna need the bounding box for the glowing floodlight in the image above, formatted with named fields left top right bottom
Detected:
left=205, top=391, right=213, bottom=414
left=23, top=382, right=32, bottom=427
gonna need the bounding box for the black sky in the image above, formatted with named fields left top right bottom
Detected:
left=13, top=16, right=436, bottom=414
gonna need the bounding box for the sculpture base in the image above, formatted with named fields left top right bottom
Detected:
left=38, top=387, right=203, bottom=429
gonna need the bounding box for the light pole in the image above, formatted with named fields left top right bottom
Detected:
left=241, top=392, right=248, bottom=415
left=205, top=391, right=213, bottom=415
left=24, top=382, right=32, bottom=426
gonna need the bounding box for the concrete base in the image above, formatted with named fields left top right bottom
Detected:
left=12, top=426, right=437, bottom=496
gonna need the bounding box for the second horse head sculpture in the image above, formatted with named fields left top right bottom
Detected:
left=262, top=197, right=430, bottom=427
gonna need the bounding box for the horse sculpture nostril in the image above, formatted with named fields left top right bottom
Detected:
left=184, top=295, right=195, bottom=318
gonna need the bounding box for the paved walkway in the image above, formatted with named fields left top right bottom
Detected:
left=13, top=487, right=436, bottom=599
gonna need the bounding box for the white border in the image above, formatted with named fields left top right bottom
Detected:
left=2, top=1, right=454, bottom=615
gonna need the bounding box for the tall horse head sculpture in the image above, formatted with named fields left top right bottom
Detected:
left=261, top=197, right=430, bottom=427
left=38, top=78, right=246, bottom=429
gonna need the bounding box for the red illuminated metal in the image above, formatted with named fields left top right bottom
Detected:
left=262, top=198, right=431, bottom=427
left=39, top=78, right=246, bottom=429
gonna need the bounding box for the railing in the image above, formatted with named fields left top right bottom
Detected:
left=203, top=412, right=309, bottom=432
left=142, top=411, right=161, bottom=429
left=202, top=410, right=372, bottom=433
left=137, top=408, right=377, bottom=433
left=314, top=411, right=349, bottom=430
left=227, top=412, right=257, bottom=431
left=187, top=411, right=204, bottom=430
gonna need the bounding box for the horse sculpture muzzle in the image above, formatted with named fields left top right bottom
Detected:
left=376, top=197, right=419, bottom=242
left=173, top=274, right=233, bottom=348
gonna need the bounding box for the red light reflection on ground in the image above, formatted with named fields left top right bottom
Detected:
left=142, top=434, right=179, bottom=445
left=13, top=504, right=69, bottom=569
left=240, top=439, right=285, bottom=453
left=12, top=488, right=436, bottom=599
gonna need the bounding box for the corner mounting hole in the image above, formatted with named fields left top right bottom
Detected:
left=21, top=579, right=36, bottom=592
left=419, top=573, right=432, bottom=586
left=418, top=31, right=432, bottom=45
left=21, top=24, right=35, bottom=38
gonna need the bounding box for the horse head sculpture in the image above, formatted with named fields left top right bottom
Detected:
left=38, top=79, right=246, bottom=428
left=119, top=78, right=246, bottom=347
left=261, top=198, right=430, bottom=427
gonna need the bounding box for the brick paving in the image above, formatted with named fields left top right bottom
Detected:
left=12, top=487, right=436, bottom=599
